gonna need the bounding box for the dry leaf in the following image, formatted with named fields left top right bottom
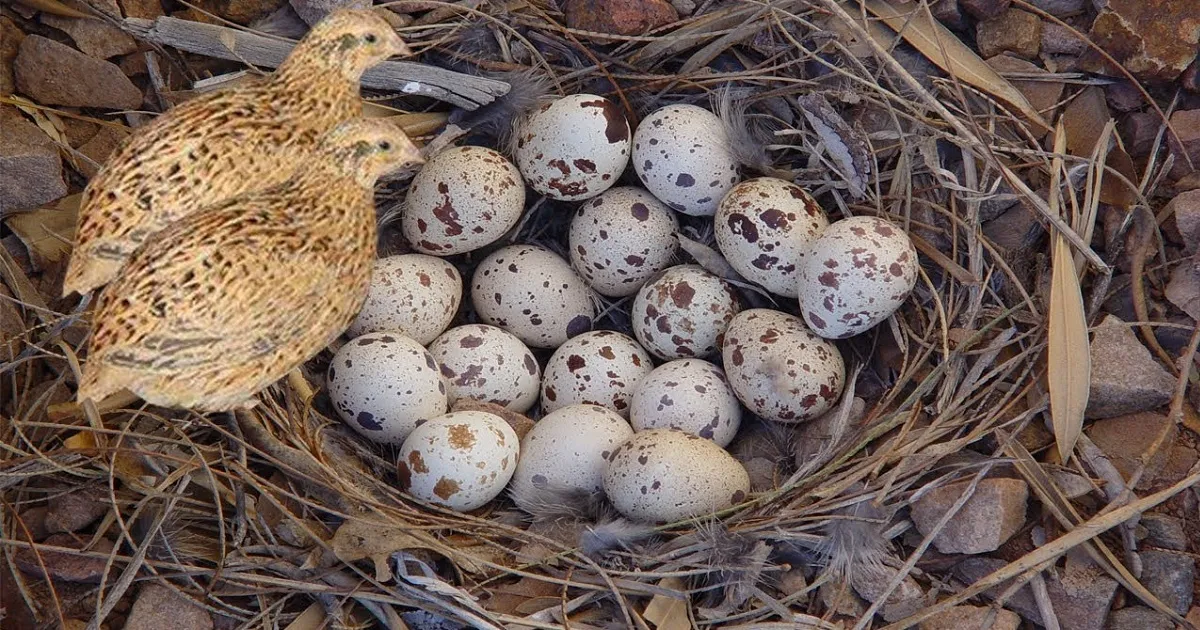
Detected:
left=330, top=518, right=484, bottom=581
left=1060, top=87, right=1137, bottom=209
left=282, top=603, right=327, bottom=630
left=1166, top=259, right=1200, bottom=321
left=643, top=577, right=691, bottom=630
left=5, top=194, right=81, bottom=266
left=1046, top=124, right=1089, bottom=463
left=858, top=0, right=1048, bottom=129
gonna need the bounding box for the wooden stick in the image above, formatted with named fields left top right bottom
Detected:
left=123, top=16, right=510, bottom=110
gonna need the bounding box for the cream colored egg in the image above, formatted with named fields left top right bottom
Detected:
left=629, top=359, right=742, bottom=447
left=510, top=404, right=634, bottom=508
left=603, top=429, right=750, bottom=522
left=328, top=332, right=448, bottom=445
left=470, top=244, right=595, bottom=349
left=721, top=309, right=844, bottom=423
left=540, top=330, right=654, bottom=417
left=347, top=254, right=461, bottom=344
left=569, top=186, right=679, bottom=297
left=427, top=324, right=541, bottom=413
left=631, top=264, right=741, bottom=360
left=633, top=104, right=740, bottom=216
left=515, top=94, right=630, bottom=201
left=397, top=410, right=519, bottom=511
left=402, top=146, right=526, bottom=256
left=798, top=216, right=918, bottom=339
left=714, top=178, right=828, bottom=298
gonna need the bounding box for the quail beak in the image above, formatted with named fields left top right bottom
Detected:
left=384, top=29, right=412, bottom=59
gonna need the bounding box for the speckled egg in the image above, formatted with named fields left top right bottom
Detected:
left=714, top=178, right=829, bottom=298
left=629, top=359, right=742, bottom=447
left=427, top=324, right=542, bottom=413
left=540, top=331, right=654, bottom=417
left=515, top=94, right=630, bottom=201
left=470, top=244, right=595, bottom=349
left=721, top=309, right=844, bottom=423
left=603, top=429, right=751, bottom=523
left=397, top=410, right=518, bottom=511
left=328, top=332, right=448, bottom=445
left=798, top=216, right=918, bottom=339
left=347, top=255, right=462, bottom=344
left=402, top=146, right=526, bottom=256
left=633, top=104, right=740, bottom=216
left=568, top=186, right=679, bottom=297
left=510, top=404, right=634, bottom=507
left=631, top=264, right=741, bottom=360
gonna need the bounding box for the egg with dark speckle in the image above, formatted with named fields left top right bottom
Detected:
left=631, top=264, right=740, bottom=360
left=569, top=186, right=679, bottom=297
left=515, top=94, right=630, bottom=201
left=629, top=359, right=742, bottom=447
left=540, top=330, right=654, bottom=417
left=347, top=254, right=461, bottom=344
left=470, top=244, right=595, bottom=349
left=397, top=410, right=518, bottom=511
left=633, top=104, right=740, bottom=216
left=603, top=428, right=750, bottom=522
left=427, top=324, right=541, bottom=413
left=328, top=332, right=448, bottom=445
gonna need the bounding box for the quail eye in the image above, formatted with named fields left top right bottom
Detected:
left=378, top=141, right=391, bottom=150
left=365, top=33, right=378, bottom=43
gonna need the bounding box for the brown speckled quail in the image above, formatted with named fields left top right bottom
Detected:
left=76, top=118, right=424, bottom=412
left=62, top=9, right=410, bottom=297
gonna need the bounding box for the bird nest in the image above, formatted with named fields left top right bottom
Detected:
left=4, top=0, right=1194, bottom=628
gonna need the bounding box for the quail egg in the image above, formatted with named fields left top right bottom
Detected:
left=629, top=359, right=742, bottom=447
left=714, top=178, right=829, bottom=298
left=515, top=94, right=631, bottom=201
left=470, top=244, right=595, bottom=349
left=347, top=254, right=461, bottom=344
left=397, top=410, right=519, bottom=511
left=798, top=216, right=918, bottom=339
left=427, top=324, right=542, bottom=413
left=509, top=404, right=634, bottom=508
left=631, top=264, right=741, bottom=360
left=633, top=104, right=740, bottom=216
left=569, top=186, right=679, bottom=297
left=402, top=146, right=526, bottom=256
left=328, top=332, right=448, bottom=445
left=603, top=428, right=751, bottom=523
left=721, top=309, right=844, bottom=423
left=540, top=330, right=654, bottom=417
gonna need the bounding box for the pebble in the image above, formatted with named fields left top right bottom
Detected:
left=1086, top=315, right=1175, bottom=419
left=14, top=36, right=142, bottom=109
left=1046, top=558, right=1119, bottom=630
left=1168, top=110, right=1200, bottom=177
left=1085, top=412, right=1177, bottom=489
left=930, top=0, right=969, bottom=30
left=563, top=0, right=677, bottom=37
left=1105, top=606, right=1173, bottom=630
left=288, top=0, right=370, bottom=26
left=124, top=583, right=214, bottom=630
left=976, top=9, right=1042, bottom=59
left=1140, top=550, right=1195, bottom=614
left=920, top=606, right=1020, bottom=630
left=1041, top=22, right=1087, bottom=55
left=953, top=557, right=1041, bottom=622
left=1085, top=0, right=1200, bottom=82
left=1025, top=0, right=1084, bottom=16
left=14, top=534, right=115, bottom=583
left=985, top=55, right=1064, bottom=116
left=119, top=0, right=165, bottom=18
left=0, top=108, right=68, bottom=213
left=959, top=0, right=1009, bottom=20
left=851, top=563, right=926, bottom=621
left=1140, top=513, right=1187, bottom=551
left=909, top=478, right=1029, bottom=555
left=77, top=125, right=129, bottom=178
left=44, top=487, right=109, bottom=534
left=1169, top=190, right=1200, bottom=254
left=0, top=17, right=23, bottom=95
left=1120, top=112, right=1162, bottom=159
left=41, top=0, right=137, bottom=60
left=1104, top=80, right=1144, bottom=112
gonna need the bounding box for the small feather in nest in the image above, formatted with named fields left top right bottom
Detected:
left=453, top=69, right=552, bottom=141
left=711, top=87, right=779, bottom=175
left=508, top=483, right=657, bottom=556
left=677, top=232, right=743, bottom=281
left=795, top=94, right=872, bottom=199
left=816, top=494, right=892, bottom=583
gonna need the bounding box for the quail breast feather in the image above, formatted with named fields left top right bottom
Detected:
left=76, top=118, right=424, bottom=412
left=62, top=9, right=410, bottom=297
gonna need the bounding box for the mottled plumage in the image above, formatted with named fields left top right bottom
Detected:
left=77, top=119, right=423, bottom=411
left=62, top=9, right=409, bottom=297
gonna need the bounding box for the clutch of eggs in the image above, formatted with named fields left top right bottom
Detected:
left=320, top=95, right=923, bottom=516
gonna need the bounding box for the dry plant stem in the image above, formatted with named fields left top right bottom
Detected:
left=1128, top=206, right=1176, bottom=369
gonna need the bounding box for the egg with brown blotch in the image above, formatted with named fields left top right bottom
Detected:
left=515, top=94, right=630, bottom=201
left=427, top=324, right=541, bottom=413
left=397, top=410, right=519, bottom=512
left=347, top=254, right=461, bottom=344
left=509, top=404, right=634, bottom=510
left=633, top=104, right=740, bottom=217
left=631, top=264, right=741, bottom=361
left=540, top=330, right=654, bottom=418
left=569, top=186, right=679, bottom=297
left=470, top=244, right=595, bottom=349
left=629, top=359, right=742, bottom=447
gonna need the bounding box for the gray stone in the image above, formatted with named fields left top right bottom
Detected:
left=1140, top=550, right=1194, bottom=614
left=1168, top=190, right=1200, bottom=254
left=41, top=0, right=137, bottom=60
left=288, top=0, right=369, bottom=26
left=1140, top=513, right=1187, bottom=551
left=960, top=0, right=1010, bottom=20
left=931, top=0, right=969, bottom=30
left=1085, top=412, right=1176, bottom=489
left=1026, top=0, right=1085, bottom=16
left=125, top=583, right=214, bottom=630
left=1106, top=605, right=1173, bottom=630
left=1046, top=558, right=1119, bottom=630
left=44, top=487, right=109, bottom=534
left=910, top=478, right=1028, bottom=555
left=0, top=17, right=23, bottom=95
left=0, top=108, right=67, bottom=213
left=14, top=35, right=142, bottom=109
left=850, top=563, right=927, bottom=622
left=952, top=557, right=1040, bottom=622
left=1086, top=315, right=1175, bottom=419
left=1041, top=22, right=1087, bottom=55
left=920, top=606, right=1020, bottom=630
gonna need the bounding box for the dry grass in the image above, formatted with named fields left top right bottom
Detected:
left=3, top=0, right=1197, bottom=627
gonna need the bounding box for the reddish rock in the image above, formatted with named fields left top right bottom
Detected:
left=119, top=0, right=165, bottom=18
left=14, top=534, right=115, bottom=583
left=986, top=55, right=1063, bottom=116
left=1168, top=109, right=1200, bottom=176
left=44, top=487, right=109, bottom=534
left=1105, top=81, right=1145, bottom=112
left=1120, top=112, right=1161, bottom=159
left=1046, top=558, right=1118, bottom=630
left=0, top=17, right=23, bottom=95
left=1086, top=412, right=1176, bottom=489
left=977, top=9, right=1042, bottom=60
left=1041, top=22, right=1086, bottom=56
left=563, top=0, right=678, bottom=37
left=959, top=0, right=1009, bottom=20
left=1167, top=189, right=1200, bottom=253
left=909, top=478, right=1029, bottom=555
left=1086, top=315, right=1175, bottom=419
left=41, top=0, right=137, bottom=60
left=920, top=606, right=1020, bottom=630
left=931, top=0, right=969, bottom=31
left=1083, top=0, right=1200, bottom=82
left=0, top=108, right=67, bottom=213
left=77, top=125, right=130, bottom=177
left=125, top=583, right=214, bottom=630
left=14, top=36, right=142, bottom=109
